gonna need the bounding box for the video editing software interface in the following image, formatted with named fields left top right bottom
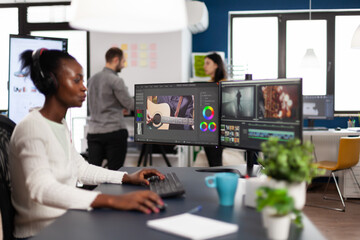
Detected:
left=220, top=78, right=303, bottom=151
left=134, top=82, right=219, bottom=146
left=303, top=95, right=334, bottom=120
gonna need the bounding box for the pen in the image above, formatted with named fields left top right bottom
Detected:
left=188, top=205, right=202, bottom=214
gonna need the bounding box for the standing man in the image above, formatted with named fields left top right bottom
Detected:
left=87, top=47, right=134, bottom=170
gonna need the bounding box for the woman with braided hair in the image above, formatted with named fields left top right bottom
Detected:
left=9, top=49, right=165, bottom=239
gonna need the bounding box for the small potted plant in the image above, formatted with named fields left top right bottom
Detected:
left=256, top=186, right=302, bottom=240
left=257, top=137, right=324, bottom=209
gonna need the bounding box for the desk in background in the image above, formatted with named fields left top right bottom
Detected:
left=304, top=129, right=360, bottom=198
left=33, top=167, right=325, bottom=240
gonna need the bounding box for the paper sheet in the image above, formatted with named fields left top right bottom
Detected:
left=147, top=213, right=238, bottom=240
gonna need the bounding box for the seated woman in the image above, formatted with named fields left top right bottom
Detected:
left=9, top=49, right=165, bottom=239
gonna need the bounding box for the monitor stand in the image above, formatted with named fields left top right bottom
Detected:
left=245, top=150, right=257, bottom=178
left=195, top=150, right=259, bottom=178
left=137, top=144, right=172, bottom=167
left=307, top=119, right=315, bottom=128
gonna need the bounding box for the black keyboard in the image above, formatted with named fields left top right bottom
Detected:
left=148, top=172, right=185, bottom=198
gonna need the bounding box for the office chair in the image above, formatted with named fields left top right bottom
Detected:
left=310, top=136, right=360, bottom=212
left=0, top=115, right=16, bottom=240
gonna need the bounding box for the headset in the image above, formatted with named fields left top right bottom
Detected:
left=32, top=48, right=58, bottom=94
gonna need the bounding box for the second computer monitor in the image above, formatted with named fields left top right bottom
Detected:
left=303, top=95, right=334, bottom=120
left=134, top=82, right=219, bottom=146
left=220, top=78, right=303, bottom=151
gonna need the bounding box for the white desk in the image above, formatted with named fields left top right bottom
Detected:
left=303, top=129, right=360, bottom=198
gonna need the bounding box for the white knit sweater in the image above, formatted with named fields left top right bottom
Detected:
left=9, top=110, right=127, bottom=238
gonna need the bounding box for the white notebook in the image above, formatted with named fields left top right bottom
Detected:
left=147, top=213, right=238, bottom=240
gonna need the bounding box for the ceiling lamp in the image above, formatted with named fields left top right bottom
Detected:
left=301, top=0, right=320, bottom=68
left=301, top=48, right=320, bottom=68
left=69, top=0, right=188, bottom=33
left=351, top=24, right=360, bottom=49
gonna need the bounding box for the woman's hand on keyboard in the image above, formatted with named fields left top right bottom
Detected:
left=122, top=169, right=165, bottom=186
left=91, top=191, right=164, bottom=214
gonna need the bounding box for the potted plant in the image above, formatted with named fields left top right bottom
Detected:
left=256, top=186, right=302, bottom=240
left=257, top=137, right=324, bottom=209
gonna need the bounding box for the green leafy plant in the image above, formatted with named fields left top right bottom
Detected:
left=257, top=137, right=324, bottom=183
left=256, top=186, right=302, bottom=228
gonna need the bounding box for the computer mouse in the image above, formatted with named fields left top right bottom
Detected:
left=336, top=127, right=341, bottom=131
left=147, top=176, right=160, bottom=182
left=156, top=203, right=167, bottom=212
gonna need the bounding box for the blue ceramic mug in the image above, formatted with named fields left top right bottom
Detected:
left=205, top=172, right=238, bottom=206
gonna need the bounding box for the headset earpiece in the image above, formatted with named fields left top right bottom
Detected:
left=32, top=48, right=45, bottom=78
left=32, top=48, right=58, bottom=94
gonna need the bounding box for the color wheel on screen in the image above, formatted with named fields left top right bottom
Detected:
left=200, top=122, right=208, bottom=131
left=203, top=106, right=214, bottom=120
left=208, top=122, right=217, bottom=132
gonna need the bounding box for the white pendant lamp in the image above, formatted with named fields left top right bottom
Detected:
left=301, top=48, right=320, bottom=68
left=69, top=0, right=188, bottom=33
left=351, top=24, right=360, bottom=49
left=301, top=0, right=320, bottom=68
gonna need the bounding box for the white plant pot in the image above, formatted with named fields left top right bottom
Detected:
left=244, top=176, right=270, bottom=208
left=262, top=207, right=277, bottom=228
left=268, top=179, right=306, bottom=210
left=266, top=214, right=291, bottom=240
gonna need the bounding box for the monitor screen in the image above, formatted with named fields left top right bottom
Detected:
left=134, top=82, right=219, bottom=146
left=303, top=95, right=334, bottom=120
left=220, top=78, right=303, bottom=151
left=8, top=34, right=67, bottom=124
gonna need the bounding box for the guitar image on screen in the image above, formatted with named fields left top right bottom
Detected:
left=147, top=99, right=194, bottom=130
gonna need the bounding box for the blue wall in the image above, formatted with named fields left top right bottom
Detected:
left=192, top=0, right=360, bottom=129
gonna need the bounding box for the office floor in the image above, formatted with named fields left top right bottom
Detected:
left=304, top=182, right=360, bottom=240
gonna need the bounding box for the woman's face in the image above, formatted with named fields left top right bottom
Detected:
left=55, top=59, right=86, bottom=108
left=203, top=57, right=218, bottom=77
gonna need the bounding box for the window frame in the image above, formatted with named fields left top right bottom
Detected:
left=229, top=9, right=360, bottom=114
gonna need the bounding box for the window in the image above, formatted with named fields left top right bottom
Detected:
left=0, top=8, right=18, bottom=110
left=27, top=5, right=71, bottom=23
left=231, top=17, right=278, bottom=80
left=335, top=16, right=360, bottom=112
left=230, top=10, right=360, bottom=113
left=286, top=20, right=327, bottom=95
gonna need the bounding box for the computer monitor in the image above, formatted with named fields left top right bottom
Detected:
left=8, top=34, right=67, bottom=124
left=220, top=78, right=303, bottom=151
left=303, top=95, right=334, bottom=127
left=134, top=82, right=219, bottom=146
